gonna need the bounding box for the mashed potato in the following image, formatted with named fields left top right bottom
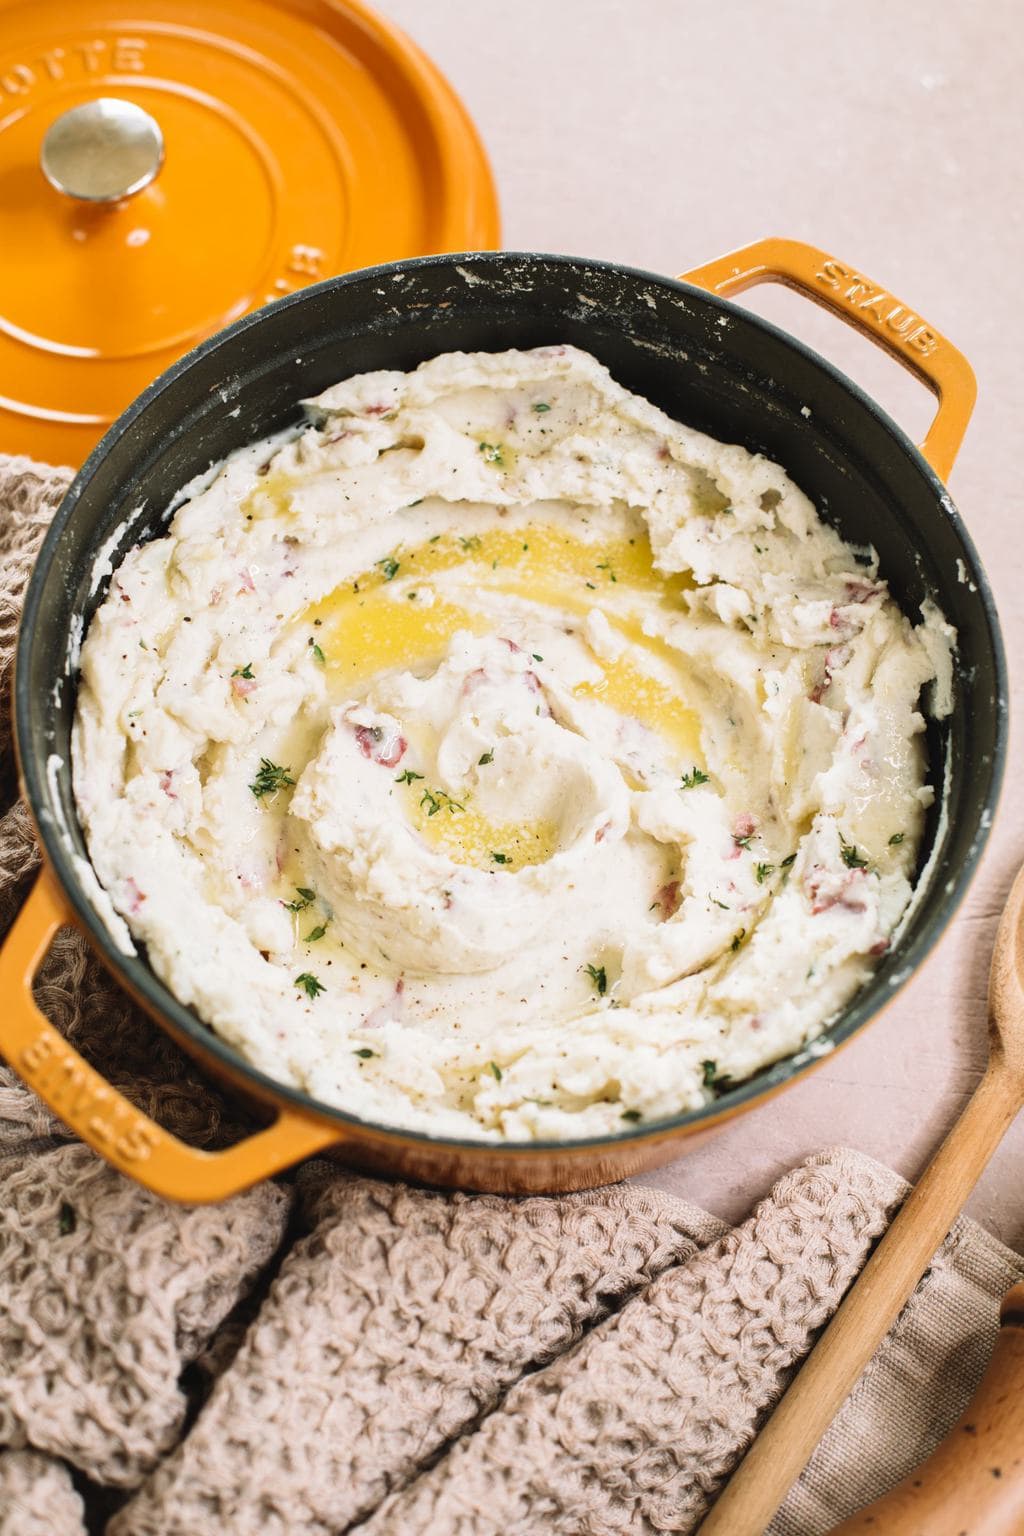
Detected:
left=72, top=346, right=952, bottom=1139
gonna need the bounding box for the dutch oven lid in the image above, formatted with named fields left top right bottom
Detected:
left=0, top=0, right=499, bottom=467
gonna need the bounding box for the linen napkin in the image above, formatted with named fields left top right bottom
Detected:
left=1, top=453, right=1021, bottom=1536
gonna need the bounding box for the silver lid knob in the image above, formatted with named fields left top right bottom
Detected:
left=40, top=98, right=164, bottom=203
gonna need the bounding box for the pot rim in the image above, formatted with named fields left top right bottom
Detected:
left=15, top=248, right=1010, bottom=1157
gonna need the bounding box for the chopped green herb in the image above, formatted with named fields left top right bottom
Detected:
left=478, top=751, right=494, bottom=766
left=491, top=851, right=511, bottom=864
left=309, top=641, right=326, bottom=664
left=681, top=767, right=710, bottom=789
left=780, top=852, right=797, bottom=868
left=488, top=1060, right=503, bottom=1081
left=532, top=653, right=543, bottom=662
left=458, top=534, right=482, bottom=551
left=428, top=532, right=441, bottom=542
left=377, top=555, right=400, bottom=581
left=711, top=898, right=729, bottom=910
left=733, top=833, right=754, bottom=850
left=353, top=1047, right=377, bottom=1059
left=585, top=580, right=597, bottom=590
left=478, top=441, right=504, bottom=466
left=305, top=924, right=328, bottom=942
left=889, top=832, right=905, bottom=846
left=126, top=709, right=142, bottom=719
left=420, top=787, right=465, bottom=817
left=840, top=836, right=870, bottom=870
left=621, top=1108, right=642, bottom=1123
left=585, top=962, right=607, bottom=996
left=139, top=638, right=148, bottom=650
left=250, top=758, right=296, bottom=798
left=730, top=929, right=746, bottom=952
left=596, top=561, right=617, bottom=582
left=532, top=401, right=551, bottom=413
left=701, top=1059, right=718, bottom=1087
left=232, top=662, right=255, bottom=679
left=59, top=1202, right=76, bottom=1236
left=395, top=769, right=425, bottom=785
left=295, top=972, right=325, bottom=999
left=755, top=862, right=774, bottom=885
left=284, top=887, right=316, bottom=912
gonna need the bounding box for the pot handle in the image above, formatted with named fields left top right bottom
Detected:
left=680, top=237, right=976, bottom=482
left=0, top=870, right=344, bottom=1203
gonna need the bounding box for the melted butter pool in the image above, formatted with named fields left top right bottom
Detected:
left=291, top=522, right=703, bottom=873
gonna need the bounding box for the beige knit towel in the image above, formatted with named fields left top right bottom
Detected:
left=1, top=453, right=1022, bottom=1535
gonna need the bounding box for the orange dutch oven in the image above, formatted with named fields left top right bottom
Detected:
left=0, top=239, right=1006, bottom=1201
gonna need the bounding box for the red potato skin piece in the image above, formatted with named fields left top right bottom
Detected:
left=353, top=724, right=407, bottom=768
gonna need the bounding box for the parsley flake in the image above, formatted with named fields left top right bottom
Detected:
left=250, top=758, right=296, bottom=798
left=395, top=769, right=425, bottom=785
left=585, top=962, right=607, bottom=996
left=309, top=640, right=326, bottom=664
left=491, top=851, right=511, bottom=864
left=840, top=836, right=870, bottom=870
left=621, top=1108, right=642, bottom=1123
left=377, top=555, right=400, bottom=581
left=295, top=972, right=325, bottom=999
left=479, top=441, right=504, bottom=466
left=889, top=831, right=905, bottom=846
left=305, top=924, right=328, bottom=942
left=284, top=887, right=316, bottom=912
left=681, top=767, right=710, bottom=789
left=488, top=1060, right=503, bottom=1080
left=232, top=662, right=255, bottom=679
left=420, top=787, right=465, bottom=817
left=730, top=929, right=746, bottom=952
left=701, top=1059, right=718, bottom=1087
left=532, top=402, right=551, bottom=413
left=755, top=862, right=774, bottom=885
left=478, top=751, right=494, bottom=766
left=458, top=534, right=482, bottom=551
left=781, top=852, right=797, bottom=868
left=353, top=1047, right=377, bottom=1059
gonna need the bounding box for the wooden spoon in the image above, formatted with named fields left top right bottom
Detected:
left=699, top=861, right=1024, bottom=1536
left=825, top=1281, right=1024, bottom=1534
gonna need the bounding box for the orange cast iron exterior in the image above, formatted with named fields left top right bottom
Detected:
left=0, top=239, right=979, bottom=1203
left=0, top=0, right=501, bottom=466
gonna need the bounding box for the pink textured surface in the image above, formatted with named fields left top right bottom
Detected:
left=385, top=0, right=1024, bottom=1248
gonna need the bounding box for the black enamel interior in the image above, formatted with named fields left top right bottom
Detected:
left=15, top=252, right=1008, bottom=1151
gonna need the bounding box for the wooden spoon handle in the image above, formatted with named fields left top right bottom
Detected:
left=826, top=1283, right=1024, bottom=1534
left=699, top=1060, right=1021, bottom=1536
